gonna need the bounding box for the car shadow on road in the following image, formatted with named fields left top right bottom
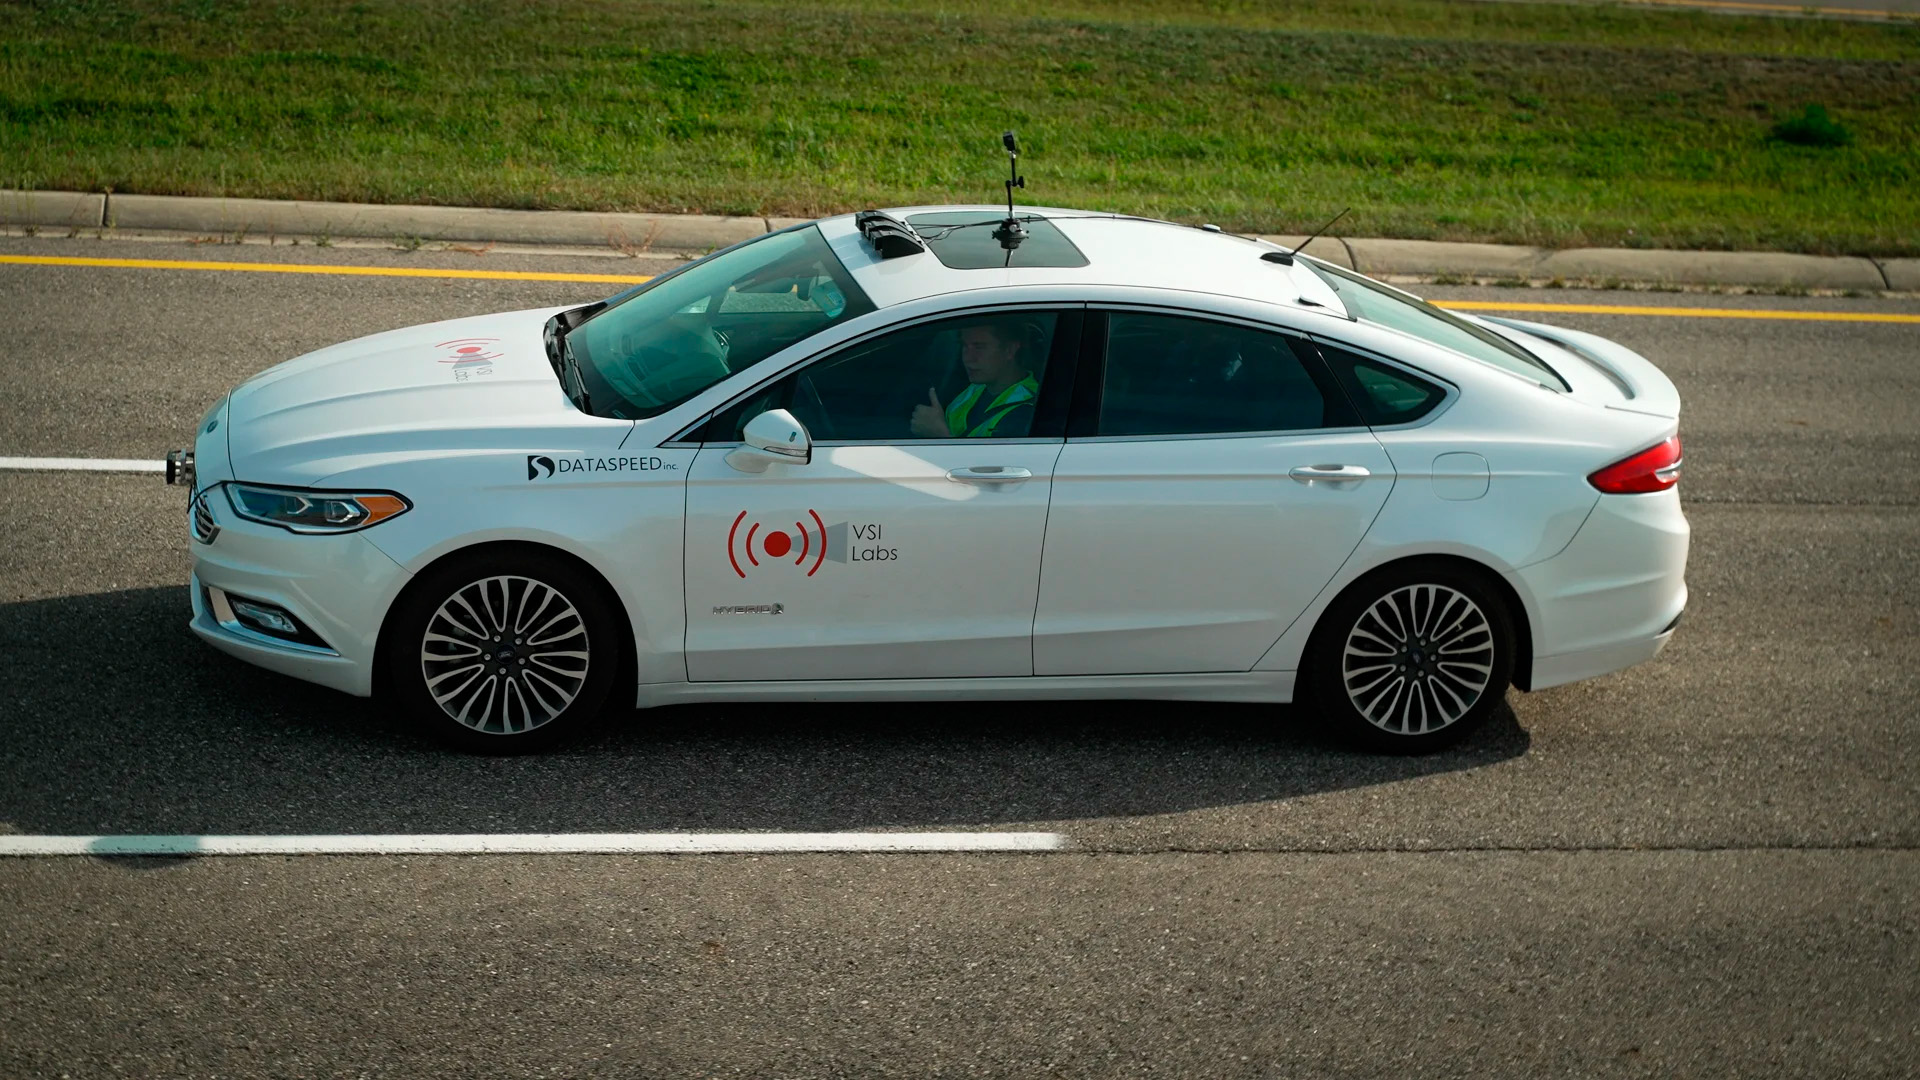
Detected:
left=0, top=587, right=1529, bottom=836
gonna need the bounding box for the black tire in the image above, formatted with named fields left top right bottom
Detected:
left=384, top=551, right=620, bottom=753
left=1304, top=560, right=1516, bottom=754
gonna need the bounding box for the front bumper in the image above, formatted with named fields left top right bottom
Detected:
left=1509, top=488, right=1690, bottom=691
left=186, top=489, right=412, bottom=697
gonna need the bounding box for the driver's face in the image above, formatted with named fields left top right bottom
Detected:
left=959, top=327, right=1022, bottom=385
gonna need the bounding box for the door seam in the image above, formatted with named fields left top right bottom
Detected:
left=1028, top=440, right=1070, bottom=677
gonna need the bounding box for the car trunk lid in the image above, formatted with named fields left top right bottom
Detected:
left=1477, top=316, right=1682, bottom=419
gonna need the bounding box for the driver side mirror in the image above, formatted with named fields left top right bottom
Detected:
left=725, top=408, right=812, bottom=473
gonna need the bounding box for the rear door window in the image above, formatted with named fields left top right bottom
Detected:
left=1094, top=313, right=1357, bottom=436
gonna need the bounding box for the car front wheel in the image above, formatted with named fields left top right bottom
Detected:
left=1306, top=563, right=1516, bottom=753
left=386, top=553, right=619, bottom=752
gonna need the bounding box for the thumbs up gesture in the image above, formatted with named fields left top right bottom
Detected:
left=910, top=387, right=951, bottom=438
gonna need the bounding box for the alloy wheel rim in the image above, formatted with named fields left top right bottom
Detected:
left=419, top=575, right=589, bottom=734
left=1342, top=584, right=1494, bottom=735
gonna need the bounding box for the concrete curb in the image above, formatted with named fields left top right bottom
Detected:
left=0, top=190, right=106, bottom=230
left=1881, top=259, right=1920, bottom=291
left=102, top=193, right=766, bottom=253
left=1346, top=238, right=1543, bottom=278
left=1535, top=248, right=1886, bottom=290
left=1, top=190, right=1901, bottom=290
left=1342, top=237, right=1890, bottom=290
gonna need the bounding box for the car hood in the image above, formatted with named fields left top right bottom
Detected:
left=226, top=308, right=630, bottom=485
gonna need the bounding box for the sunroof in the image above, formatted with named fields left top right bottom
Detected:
left=905, top=212, right=1091, bottom=270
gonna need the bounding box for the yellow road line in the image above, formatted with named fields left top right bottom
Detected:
left=0, top=253, right=655, bottom=285
left=1436, top=300, right=1920, bottom=324
left=5, top=253, right=1916, bottom=323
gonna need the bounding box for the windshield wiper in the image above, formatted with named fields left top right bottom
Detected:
left=543, top=313, right=594, bottom=416
left=559, top=338, right=592, bottom=416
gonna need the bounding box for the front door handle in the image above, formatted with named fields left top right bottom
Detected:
left=1289, top=464, right=1372, bottom=485
left=947, top=465, right=1033, bottom=484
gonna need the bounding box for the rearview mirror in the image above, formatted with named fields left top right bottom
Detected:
left=725, top=408, right=812, bottom=473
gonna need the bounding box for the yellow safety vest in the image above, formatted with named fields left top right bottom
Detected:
left=945, top=376, right=1039, bottom=438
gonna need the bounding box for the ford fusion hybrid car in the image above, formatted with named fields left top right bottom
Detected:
left=166, top=207, right=1688, bottom=752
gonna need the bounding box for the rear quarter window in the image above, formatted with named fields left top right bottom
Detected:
left=1317, top=344, right=1447, bottom=426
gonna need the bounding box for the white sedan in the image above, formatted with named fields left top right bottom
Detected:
left=168, top=206, right=1688, bottom=752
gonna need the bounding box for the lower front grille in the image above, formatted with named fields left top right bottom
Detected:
left=190, top=487, right=219, bottom=544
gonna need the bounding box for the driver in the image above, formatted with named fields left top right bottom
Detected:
left=909, top=319, right=1040, bottom=438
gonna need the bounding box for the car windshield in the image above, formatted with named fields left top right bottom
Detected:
left=567, top=225, right=875, bottom=419
left=1303, top=260, right=1568, bottom=390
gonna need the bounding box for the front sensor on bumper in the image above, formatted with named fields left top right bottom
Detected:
left=165, top=449, right=194, bottom=487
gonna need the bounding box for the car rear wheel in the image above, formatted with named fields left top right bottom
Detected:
left=1306, top=562, right=1515, bottom=753
left=386, top=553, right=618, bottom=752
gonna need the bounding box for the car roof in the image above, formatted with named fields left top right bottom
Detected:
left=817, top=206, right=1349, bottom=320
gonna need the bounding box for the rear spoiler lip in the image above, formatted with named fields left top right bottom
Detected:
left=1480, top=316, right=1681, bottom=419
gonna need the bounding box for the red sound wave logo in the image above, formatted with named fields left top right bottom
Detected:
left=728, top=510, right=827, bottom=579
left=436, top=337, right=504, bottom=365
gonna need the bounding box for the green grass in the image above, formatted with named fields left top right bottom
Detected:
left=3, top=0, right=1918, bottom=255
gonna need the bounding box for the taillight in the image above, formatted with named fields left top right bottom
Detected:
left=1589, top=435, right=1682, bottom=494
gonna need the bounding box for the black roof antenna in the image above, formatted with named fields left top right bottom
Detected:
left=991, top=131, right=1027, bottom=250
left=1262, top=207, right=1349, bottom=266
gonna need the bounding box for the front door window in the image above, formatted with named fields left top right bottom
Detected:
left=704, top=311, right=1061, bottom=444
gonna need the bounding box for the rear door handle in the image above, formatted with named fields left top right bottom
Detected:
left=947, top=466, right=1033, bottom=484
left=1289, top=464, right=1372, bottom=485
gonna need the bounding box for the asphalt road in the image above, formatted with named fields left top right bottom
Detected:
left=1, top=236, right=1916, bottom=1077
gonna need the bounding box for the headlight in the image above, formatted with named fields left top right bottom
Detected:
left=223, top=483, right=411, bottom=533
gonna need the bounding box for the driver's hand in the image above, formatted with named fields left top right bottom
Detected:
left=910, top=388, right=951, bottom=438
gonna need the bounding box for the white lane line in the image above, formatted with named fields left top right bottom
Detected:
left=0, top=456, right=165, bottom=474
left=0, top=832, right=1069, bottom=856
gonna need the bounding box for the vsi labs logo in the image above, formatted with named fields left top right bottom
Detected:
left=726, top=511, right=896, bottom=578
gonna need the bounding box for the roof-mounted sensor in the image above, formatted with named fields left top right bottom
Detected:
left=854, top=211, right=926, bottom=259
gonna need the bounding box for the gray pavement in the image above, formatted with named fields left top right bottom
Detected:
left=1, top=236, right=1916, bottom=1077
left=5, top=852, right=1914, bottom=1078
